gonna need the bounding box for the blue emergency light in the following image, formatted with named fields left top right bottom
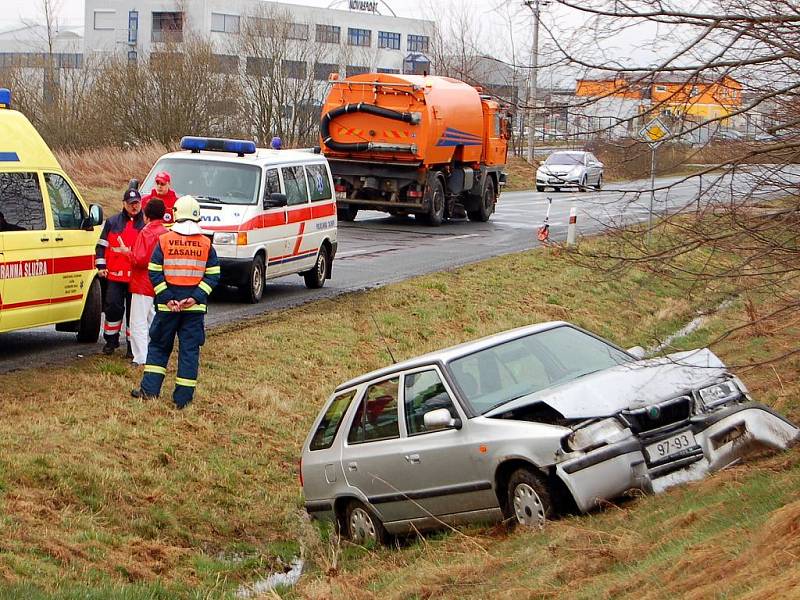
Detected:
left=180, top=136, right=256, bottom=156
left=0, top=88, right=11, bottom=108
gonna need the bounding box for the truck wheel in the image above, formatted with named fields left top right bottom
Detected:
left=337, top=206, right=358, bottom=222
left=240, top=254, right=265, bottom=303
left=76, top=278, right=102, bottom=343
left=303, top=246, right=329, bottom=289
left=419, top=178, right=445, bottom=226
left=468, top=178, right=496, bottom=222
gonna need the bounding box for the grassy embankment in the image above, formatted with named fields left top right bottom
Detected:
left=0, top=184, right=798, bottom=598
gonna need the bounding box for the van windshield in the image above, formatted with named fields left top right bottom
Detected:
left=142, top=159, right=261, bottom=205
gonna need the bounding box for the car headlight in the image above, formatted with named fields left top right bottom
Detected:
left=698, top=380, right=741, bottom=408
left=213, top=231, right=240, bottom=245
left=566, top=418, right=626, bottom=452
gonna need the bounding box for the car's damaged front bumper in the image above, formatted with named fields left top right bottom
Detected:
left=555, top=402, right=799, bottom=513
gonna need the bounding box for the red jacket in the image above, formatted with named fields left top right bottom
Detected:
left=95, top=210, right=144, bottom=282
left=130, top=220, right=169, bottom=295
left=142, top=188, right=178, bottom=225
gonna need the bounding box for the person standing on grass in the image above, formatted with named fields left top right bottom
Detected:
left=132, top=195, right=220, bottom=409
left=128, top=198, right=168, bottom=366
left=142, top=171, right=178, bottom=225
left=96, top=188, right=145, bottom=357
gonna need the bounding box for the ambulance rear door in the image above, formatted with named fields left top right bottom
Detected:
left=0, top=171, right=54, bottom=330
left=0, top=227, right=4, bottom=330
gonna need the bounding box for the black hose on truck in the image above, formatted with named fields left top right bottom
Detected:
left=321, top=103, right=420, bottom=153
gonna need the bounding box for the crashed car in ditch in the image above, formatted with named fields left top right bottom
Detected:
left=301, top=321, right=798, bottom=545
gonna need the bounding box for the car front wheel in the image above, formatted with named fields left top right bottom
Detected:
left=507, top=468, right=552, bottom=528
left=579, top=176, right=588, bottom=192
left=346, top=500, right=387, bottom=546
left=595, top=174, right=603, bottom=190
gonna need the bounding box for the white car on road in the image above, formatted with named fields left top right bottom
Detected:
left=536, top=151, right=604, bottom=192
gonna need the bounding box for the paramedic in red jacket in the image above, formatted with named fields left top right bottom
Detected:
left=95, top=188, right=145, bottom=356
left=142, top=171, right=178, bottom=225
left=128, top=198, right=168, bottom=366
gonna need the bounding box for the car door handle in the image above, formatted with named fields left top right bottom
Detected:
left=347, top=461, right=358, bottom=472
left=55, top=236, right=64, bottom=241
left=40, top=236, right=50, bottom=242
left=404, top=454, right=421, bottom=464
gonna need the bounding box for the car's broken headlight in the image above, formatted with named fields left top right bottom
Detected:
left=566, top=418, right=626, bottom=452
left=698, top=380, right=741, bottom=408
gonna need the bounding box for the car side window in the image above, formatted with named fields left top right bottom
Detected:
left=347, top=377, right=400, bottom=444
left=0, top=172, right=46, bottom=231
left=404, top=369, right=460, bottom=435
left=305, top=164, right=332, bottom=202
left=45, top=173, right=86, bottom=229
left=309, top=388, right=358, bottom=451
left=281, top=165, right=309, bottom=206
left=263, top=168, right=280, bottom=204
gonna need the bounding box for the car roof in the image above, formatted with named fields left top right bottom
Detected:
left=335, top=321, right=570, bottom=392
left=549, top=150, right=587, bottom=156
left=154, top=148, right=327, bottom=168
left=0, top=108, right=61, bottom=171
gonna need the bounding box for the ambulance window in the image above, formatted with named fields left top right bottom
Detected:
left=263, top=168, right=280, bottom=199
left=0, top=172, right=45, bottom=231
left=281, top=165, right=309, bottom=206
left=45, top=173, right=86, bottom=229
left=305, top=164, right=332, bottom=202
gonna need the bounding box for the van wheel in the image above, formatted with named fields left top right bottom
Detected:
left=468, top=178, right=495, bottom=222
left=76, top=278, right=102, bottom=343
left=337, top=206, right=358, bottom=222
left=303, top=246, right=329, bottom=289
left=346, top=500, right=387, bottom=546
left=419, top=177, right=445, bottom=226
left=240, top=255, right=265, bottom=303
left=506, top=468, right=553, bottom=528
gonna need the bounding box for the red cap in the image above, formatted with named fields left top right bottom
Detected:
left=155, top=171, right=171, bottom=184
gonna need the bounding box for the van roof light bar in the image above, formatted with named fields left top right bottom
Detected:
left=180, top=136, right=257, bottom=156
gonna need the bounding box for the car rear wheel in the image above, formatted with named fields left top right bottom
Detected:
left=76, top=278, right=102, bottom=343
left=303, top=246, right=329, bottom=289
left=240, top=254, right=265, bottom=303
left=346, top=500, right=387, bottom=546
left=507, top=468, right=552, bottom=528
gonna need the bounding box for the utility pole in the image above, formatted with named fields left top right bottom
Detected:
left=524, top=0, right=547, bottom=164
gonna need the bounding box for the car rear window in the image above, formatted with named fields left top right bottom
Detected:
left=309, top=389, right=357, bottom=451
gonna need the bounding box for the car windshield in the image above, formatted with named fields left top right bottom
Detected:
left=446, top=325, right=633, bottom=415
left=545, top=153, right=584, bottom=166
left=141, top=158, right=262, bottom=205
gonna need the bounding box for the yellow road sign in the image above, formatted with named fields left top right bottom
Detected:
left=639, top=118, right=671, bottom=146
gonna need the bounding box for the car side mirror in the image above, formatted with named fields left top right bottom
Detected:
left=627, top=346, right=646, bottom=359
left=423, top=408, right=462, bottom=431
left=85, top=204, right=103, bottom=229
left=264, top=192, right=287, bottom=208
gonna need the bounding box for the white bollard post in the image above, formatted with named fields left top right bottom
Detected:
left=566, top=206, right=577, bottom=246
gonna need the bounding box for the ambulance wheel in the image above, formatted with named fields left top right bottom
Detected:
left=419, top=178, right=445, bottom=226
left=241, top=255, right=265, bottom=303
left=77, top=278, right=102, bottom=343
left=304, top=247, right=329, bottom=289
left=468, top=178, right=495, bottom=222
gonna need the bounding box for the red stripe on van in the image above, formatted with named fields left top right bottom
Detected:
left=288, top=207, right=312, bottom=223
left=0, top=293, right=83, bottom=310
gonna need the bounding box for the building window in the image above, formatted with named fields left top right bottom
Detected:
left=314, top=62, right=339, bottom=81
left=378, top=31, right=400, bottom=50
left=93, top=10, right=115, bottom=30
left=347, top=28, right=371, bottom=47
left=346, top=65, right=369, bottom=77
left=211, top=13, right=240, bottom=34
left=316, top=24, right=340, bottom=44
left=287, top=23, right=309, bottom=40
left=282, top=59, right=307, bottom=79
left=152, top=12, right=183, bottom=42
left=407, top=34, right=429, bottom=52
left=249, top=17, right=276, bottom=36
left=56, top=53, right=82, bottom=69
left=212, top=54, right=239, bottom=73
left=376, top=67, right=400, bottom=74
left=690, top=85, right=700, bottom=97
left=654, top=84, right=667, bottom=93
left=246, top=57, right=273, bottom=77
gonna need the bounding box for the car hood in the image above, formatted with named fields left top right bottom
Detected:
left=485, top=348, right=728, bottom=420
left=538, top=166, right=578, bottom=176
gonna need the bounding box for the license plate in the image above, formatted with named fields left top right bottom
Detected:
left=645, top=429, right=696, bottom=462
left=548, top=178, right=562, bottom=183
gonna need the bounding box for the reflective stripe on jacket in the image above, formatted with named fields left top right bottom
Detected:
left=159, top=231, right=212, bottom=287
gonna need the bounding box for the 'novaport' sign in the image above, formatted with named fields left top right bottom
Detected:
left=349, top=0, right=378, bottom=12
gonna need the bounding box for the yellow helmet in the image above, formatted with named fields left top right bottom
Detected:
left=173, top=195, right=201, bottom=222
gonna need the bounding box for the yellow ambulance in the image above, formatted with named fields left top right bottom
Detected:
left=0, top=88, right=104, bottom=341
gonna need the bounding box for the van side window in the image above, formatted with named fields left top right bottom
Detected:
left=281, top=166, right=309, bottom=206
left=45, top=173, right=86, bottom=229
left=309, top=388, right=358, bottom=451
left=305, top=164, right=332, bottom=202
left=347, top=377, right=400, bottom=444
left=0, top=172, right=45, bottom=231
left=263, top=168, right=280, bottom=204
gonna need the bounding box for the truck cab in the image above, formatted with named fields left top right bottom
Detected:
left=0, top=88, right=104, bottom=341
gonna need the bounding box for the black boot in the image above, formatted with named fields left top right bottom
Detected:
left=125, top=342, right=134, bottom=359
left=102, top=340, right=119, bottom=355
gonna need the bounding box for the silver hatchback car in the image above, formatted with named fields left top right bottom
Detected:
left=301, top=322, right=798, bottom=545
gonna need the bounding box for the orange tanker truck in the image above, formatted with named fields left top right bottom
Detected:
left=320, top=73, right=509, bottom=225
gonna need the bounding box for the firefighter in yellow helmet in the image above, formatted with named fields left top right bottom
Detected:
left=132, top=195, right=220, bottom=408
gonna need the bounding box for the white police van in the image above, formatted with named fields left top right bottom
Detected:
left=141, top=137, right=338, bottom=303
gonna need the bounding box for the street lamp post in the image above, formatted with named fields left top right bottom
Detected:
left=524, top=0, right=548, bottom=164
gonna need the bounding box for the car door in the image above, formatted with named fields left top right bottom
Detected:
left=281, top=165, right=311, bottom=274
left=304, top=163, right=336, bottom=268
left=587, top=153, right=602, bottom=185
left=43, top=172, right=97, bottom=323
left=0, top=171, right=53, bottom=330
left=260, top=167, right=289, bottom=277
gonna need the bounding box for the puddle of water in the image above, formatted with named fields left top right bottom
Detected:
left=236, top=558, right=304, bottom=598
left=649, top=298, right=735, bottom=354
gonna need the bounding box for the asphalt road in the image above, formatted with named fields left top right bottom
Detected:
left=0, top=165, right=790, bottom=373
